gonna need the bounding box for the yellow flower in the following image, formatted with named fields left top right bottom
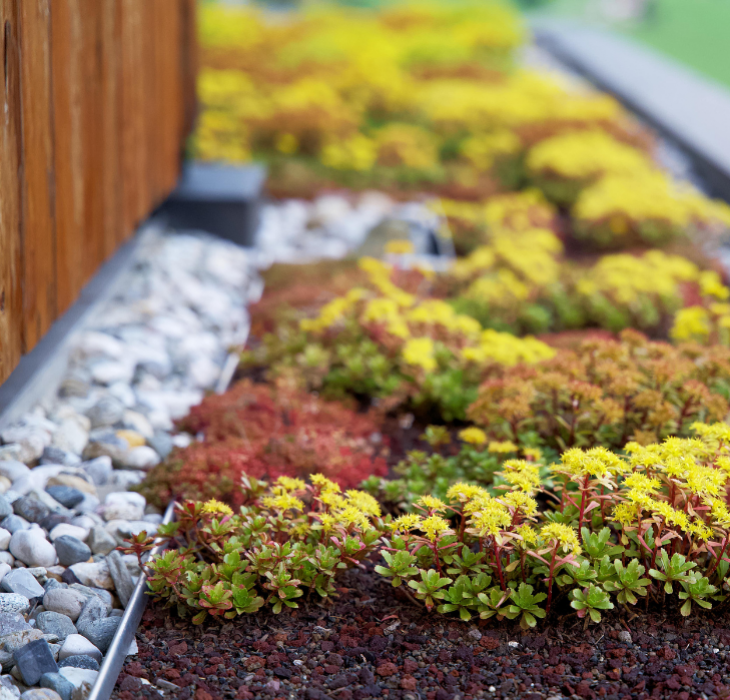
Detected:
left=502, top=491, right=538, bottom=517
left=318, top=513, right=337, bottom=532
left=402, top=337, right=437, bottom=372
left=321, top=491, right=347, bottom=510
left=311, top=474, right=341, bottom=493
left=488, top=441, right=518, bottom=454
left=345, top=490, right=382, bottom=518
left=539, top=523, right=581, bottom=556
left=623, top=473, right=660, bottom=493
left=458, top=427, right=487, bottom=445
left=516, top=524, right=539, bottom=546
left=687, top=519, right=712, bottom=541
left=335, top=506, right=371, bottom=531
left=390, top=513, right=422, bottom=532
left=699, top=271, right=730, bottom=301
left=500, top=459, right=542, bottom=495
left=528, top=130, right=651, bottom=182
left=446, top=482, right=489, bottom=503
left=417, top=495, right=447, bottom=512
left=420, top=515, right=453, bottom=542
left=201, top=499, right=234, bottom=516
left=262, top=494, right=304, bottom=512
left=523, top=447, right=543, bottom=462
left=469, top=498, right=511, bottom=536
left=671, top=306, right=710, bottom=342
left=275, top=476, right=306, bottom=492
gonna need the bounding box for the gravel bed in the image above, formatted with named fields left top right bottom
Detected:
left=0, top=229, right=257, bottom=700
left=112, top=564, right=730, bottom=700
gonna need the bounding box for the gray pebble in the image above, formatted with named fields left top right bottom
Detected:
left=21, top=690, right=63, bottom=700
left=13, top=639, right=58, bottom=685
left=0, top=595, right=29, bottom=615
left=78, top=617, right=120, bottom=654
left=1, top=569, right=45, bottom=600
left=42, top=590, right=85, bottom=623
left=85, top=528, right=115, bottom=557
left=35, top=613, right=76, bottom=643
left=41, top=671, right=74, bottom=700
left=57, top=635, right=101, bottom=664
left=0, top=497, right=12, bottom=522
left=44, top=489, right=84, bottom=510
left=80, top=458, right=112, bottom=488
left=53, top=538, right=90, bottom=568
left=40, top=447, right=81, bottom=467
left=13, top=498, right=50, bottom=525
left=0, top=517, right=28, bottom=535
left=73, top=598, right=105, bottom=636
left=57, top=655, right=98, bottom=672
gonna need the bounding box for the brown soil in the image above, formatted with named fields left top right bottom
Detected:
left=113, top=563, right=730, bottom=700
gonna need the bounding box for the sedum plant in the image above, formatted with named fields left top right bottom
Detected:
left=361, top=425, right=552, bottom=511
left=467, top=329, right=730, bottom=451
left=374, top=422, right=730, bottom=626
left=243, top=256, right=554, bottom=421
left=146, top=475, right=385, bottom=623
left=136, top=379, right=387, bottom=508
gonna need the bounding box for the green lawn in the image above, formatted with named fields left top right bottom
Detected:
left=526, top=0, right=730, bottom=90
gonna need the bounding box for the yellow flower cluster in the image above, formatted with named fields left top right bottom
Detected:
left=670, top=271, right=730, bottom=344
left=259, top=474, right=380, bottom=533
left=527, top=131, right=652, bottom=183
left=458, top=427, right=487, bottom=445
left=574, top=169, right=730, bottom=243
left=575, top=251, right=700, bottom=307
left=299, top=256, right=555, bottom=374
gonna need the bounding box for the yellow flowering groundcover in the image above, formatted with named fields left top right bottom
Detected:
left=194, top=1, right=730, bottom=252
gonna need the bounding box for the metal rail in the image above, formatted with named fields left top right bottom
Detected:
left=86, top=501, right=176, bottom=700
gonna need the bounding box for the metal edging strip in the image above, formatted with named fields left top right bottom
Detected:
left=86, top=501, right=177, bottom=700
left=88, top=328, right=248, bottom=699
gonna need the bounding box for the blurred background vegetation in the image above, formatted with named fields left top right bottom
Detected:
left=202, top=0, right=730, bottom=90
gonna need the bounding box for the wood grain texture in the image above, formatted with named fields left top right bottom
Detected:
left=119, top=0, right=147, bottom=235
left=0, top=0, right=23, bottom=383
left=0, top=0, right=195, bottom=382
left=18, top=0, right=56, bottom=352
left=50, top=0, right=82, bottom=315
left=100, top=0, right=123, bottom=254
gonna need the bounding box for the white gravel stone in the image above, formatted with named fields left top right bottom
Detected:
left=122, top=447, right=159, bottom=471
left=59, top=633, right=103, bottom=662
left=0, top=462, right=30, bottom=484
left=59, top=667, right=99, bottom=689
left=9, top=530, right=57, bottom=568
left=102, top=493, right=144, bottom=522
left=48, top=525, right=89, bottom=543
left=0, top=530, right=11, bottom=551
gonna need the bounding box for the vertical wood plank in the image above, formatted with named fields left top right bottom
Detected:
left=100, top=0, right=122, bottom=254
left=50, top=0, right=83, bottom=315
left=119, top=0, right=146, bottom=236
left=181, top=0, right=198, bottom=139
left=80, top=0, right=104, bottom=279
left=0, top=0, right=23, bottom=383
left=18, top=0, right=56, bottom=352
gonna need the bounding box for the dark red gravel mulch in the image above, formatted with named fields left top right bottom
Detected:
left=112, top=563, right=730, bottom=700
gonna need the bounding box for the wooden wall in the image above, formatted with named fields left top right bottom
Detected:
left=0, top=0, right=197, bottom=384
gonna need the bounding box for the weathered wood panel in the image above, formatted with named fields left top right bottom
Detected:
left=0, top=0, right=196, bottom=383
left=0, top=1, right=23, bottom=384
left=18, top=0, right=56, bottom=351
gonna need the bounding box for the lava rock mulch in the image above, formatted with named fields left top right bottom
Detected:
left=113, top=564, right=730, bottom=700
